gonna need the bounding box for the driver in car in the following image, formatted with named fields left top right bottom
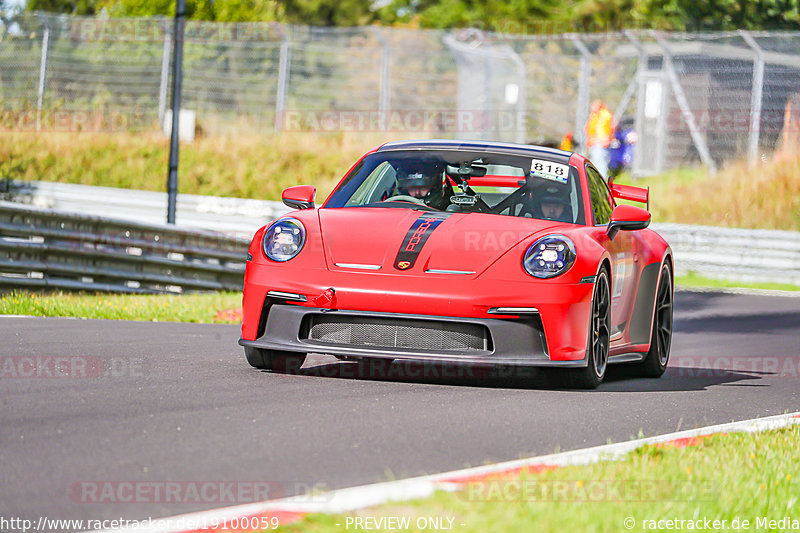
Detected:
left=394, top=160, right=450, bottom=210
left=535, top=184, right=573, bottom=223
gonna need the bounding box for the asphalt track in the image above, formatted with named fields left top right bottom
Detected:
left=2, top=290, right=800, bottom=528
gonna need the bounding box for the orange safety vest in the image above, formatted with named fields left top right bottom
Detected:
left=585, top=107, right=614, bottom=148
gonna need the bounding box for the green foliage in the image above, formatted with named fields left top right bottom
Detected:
left=95, top=0, right=367, bottom=23
left=378, top=0, right=565, bottom=31
left=566, top=0, right=800, bottom=31
left=636, top=0, right=800, bottom=31
left=279, top=0, right=376, bottom=26
left=21, top=0, right=800, bottom=30
left=26, top=0, right=100, bottom=15
left=96, top=0, right=280, bottom=21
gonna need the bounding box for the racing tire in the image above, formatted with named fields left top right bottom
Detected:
left=244, top=347, right=307, bottom=373
left=563, top=268, right=611, bottom=389
left=638, top=262, right=673, bottom=378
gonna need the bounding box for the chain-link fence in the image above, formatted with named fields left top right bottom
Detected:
left=3, top=12, right=800, bottom=174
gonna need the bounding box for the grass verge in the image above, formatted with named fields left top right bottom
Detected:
left=282, top=424, right=800, bottom=533
left=675, top=272, right=800, bottom=292
left=0, top=291, right=242, bottom=323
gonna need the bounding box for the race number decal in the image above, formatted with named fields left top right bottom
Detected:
left=530, top=159, right=570, bottom=184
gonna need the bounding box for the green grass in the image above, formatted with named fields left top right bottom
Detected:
left=675, top=272, right=800, bottom=292
left=282, top=424, right=800, bottom=533
left=0, top=291, right=242, bottom=323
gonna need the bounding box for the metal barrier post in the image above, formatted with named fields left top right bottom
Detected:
left=274, top=30, right=291, bottom=132
left=166, top=0, right=186, bottom=224
left=372, top=27, right=391, bottom=116
left=571, top=36, right=591, bottom=151
left=507, top=52, right=527, bottom=145
left=613, top=32, right=642, bottom=128
left=651, top=31, right=717, bottom=175
left=158, top=18, right=171, bottom=129
left=623, top=30, right=652, bottom=177
left=36, top=25, right=50, bottom=132
left=740, top=30, right=765, bottom=168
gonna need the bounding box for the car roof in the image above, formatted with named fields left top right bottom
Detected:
left=377, top=139, right=573, bottom=165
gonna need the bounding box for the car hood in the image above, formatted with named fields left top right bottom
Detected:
left=318, top=207, right=562, bottom=275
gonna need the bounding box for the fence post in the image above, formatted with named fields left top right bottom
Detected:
left=570, top=36, right=591, bottom=151
left=623, top=30, right=653, bottom=177
left=371, top=27, right=391, bottom=115
left=36, top=25, right=50, bottom=132
left=739, top=30, right=765, bottom=168
left=613, top=32, right=642, bottom=127
left=651, top=31, right=717, bottom=175
left=158, top=18, right=171, bottom=128
left=506, top=50, right=527, bottom=144
left=273, top=29, right=291, bottom=132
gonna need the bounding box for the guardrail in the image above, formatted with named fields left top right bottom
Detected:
left=2, top=181, right=799, bottom=288
left=651, top=223, right=800, bottom=286
left=3, top=180, right=290, bottom=238
left=0, top=201, right=248, bottom=293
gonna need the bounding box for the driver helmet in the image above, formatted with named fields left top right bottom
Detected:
left=395, top=159, right=444, bottom=199
left=536, top=184, right=571, bottom=221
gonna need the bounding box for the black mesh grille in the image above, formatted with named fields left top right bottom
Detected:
left=305, top=315, right=490, bottom=352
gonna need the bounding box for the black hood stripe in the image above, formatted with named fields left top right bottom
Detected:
left=394, top=212, right=450, bottom=270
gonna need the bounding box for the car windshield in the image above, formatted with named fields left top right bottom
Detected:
left=325, top=150, right=585, bottom=225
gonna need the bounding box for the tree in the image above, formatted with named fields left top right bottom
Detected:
left=26, top=0, right=100, bottom=15
left=638, top=0, right=800, bottom=30
left=278, top=0, right=376, bottom=26
left=96, top=0, right=279, bottom=20
left=377, top=0, right=564, bottom=31
left=568, top=0, right=800, bottom=31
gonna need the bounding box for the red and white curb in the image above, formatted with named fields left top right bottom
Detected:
left=101, top=411, right=800, bottom=533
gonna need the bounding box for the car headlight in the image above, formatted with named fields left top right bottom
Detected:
left=263, top=218, right=305, bottom=262
left=523, top=235, right=576, bottom=279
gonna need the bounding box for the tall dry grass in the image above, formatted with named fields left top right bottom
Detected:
left=2, top=130, right=799, bottom=229
left=638, top=157, right=800, bottom=231
left=0, top=131, right=405, bottom=202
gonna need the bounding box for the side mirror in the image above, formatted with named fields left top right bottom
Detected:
left=282, top=185, right=316, bottom=210
left=607, top=204, right=650, bottom=240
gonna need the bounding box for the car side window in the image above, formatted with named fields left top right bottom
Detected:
left=586, top=165, right=613, bottom=225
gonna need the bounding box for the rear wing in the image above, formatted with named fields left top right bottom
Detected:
left=610, top=183, right=649, bottom=210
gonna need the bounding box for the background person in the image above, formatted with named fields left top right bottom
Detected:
left=585, top=100, right=614, bottom=177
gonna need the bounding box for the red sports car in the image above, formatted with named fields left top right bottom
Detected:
left=239, top=140, right=673, bottom=388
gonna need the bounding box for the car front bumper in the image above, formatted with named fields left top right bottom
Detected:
left=239, top=303, right=595, bottom=366
left=241, top=262, right=595, bottom=364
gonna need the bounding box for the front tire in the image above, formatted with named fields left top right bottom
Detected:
left=639, top=262, right=673, bottom=377
left=563, top=268, right=611, bottom=389
left=244, top=347, right=307, bottom=373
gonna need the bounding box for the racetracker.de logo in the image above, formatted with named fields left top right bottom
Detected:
left=462, top=479, right=716, bottom=502
left=278, top=110, right=530, bottom=133
left=670, top=355, right=800, bottom=379
left=68, top=481, right=329, bottom=504
left=0, top=356, right=145, bottom=379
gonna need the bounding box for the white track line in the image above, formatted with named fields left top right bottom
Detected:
left=100, top=411, right=800, bottom=533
